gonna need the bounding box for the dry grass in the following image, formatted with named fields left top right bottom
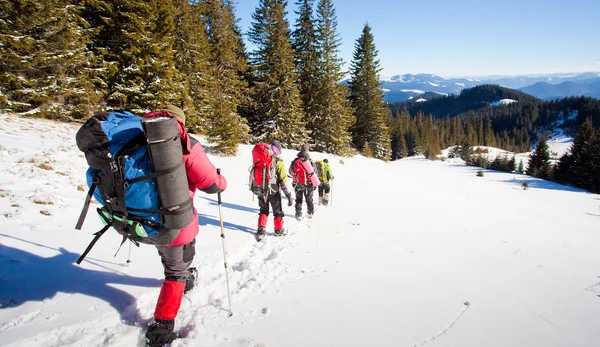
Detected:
left=56, top=171, right=68, bottom=176
left=40, top=210, right=51, bottom=216
left=77, top=185, right=85, bottom=191
left=11, top=203, right=20, bottom=208
left=37, top=163, right=53, bottom=171
left=0, top=144, right=6, bottom=150
left=33, top=199, right=54, bottom=205
left=339, top=159, right=345, bottom=164
left=3, top=212, right=11, bottom=218
left=0, top=190, right=8, bottom=198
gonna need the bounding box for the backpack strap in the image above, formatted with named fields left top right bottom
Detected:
left=76, top=225, right=110, bottom=264
left=74, top=181, right=97, bottom=230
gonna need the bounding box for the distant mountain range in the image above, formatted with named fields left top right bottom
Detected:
left=375, top=72, right=600, bottom=102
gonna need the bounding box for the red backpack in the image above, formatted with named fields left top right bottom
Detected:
left=292, top=157, right=308, bottom=185
left=249, top=143, right=275, bottom=199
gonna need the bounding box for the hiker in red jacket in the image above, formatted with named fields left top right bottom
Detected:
left=144, top=105, right=227, bottom=346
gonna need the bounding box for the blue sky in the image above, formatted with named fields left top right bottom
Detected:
left=234, top=0, right=600, bottom=78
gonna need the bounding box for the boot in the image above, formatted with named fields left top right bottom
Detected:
left=146, top=319, right=178, bottom=346
left=274, top=228, right=287, bottom=236
left=295, top=211, right=302, bottom=221
left=323, top=193, right=329, bottom=206
left=255, top=226, right=266, bottom=242
left=184, top=267, right=197, bottom=294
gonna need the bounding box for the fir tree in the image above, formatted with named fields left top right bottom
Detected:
left=565, top=118, right=600, bottom=192
left=526, top=133, right=552, bottom=179
left=291, top=0, right=318, bottom=134
left=107, top=0, right=180, bottom=112
left=518, top=159, right=524, bottom=173
left=311, top=0, right=355, bottom=155
left=172, top=0, right=212, bottom=132
left=248, top=0, right=308, bottom=147
left=202, top=0, right=251, bottom=155
left=348, top=23, right=390, bottom=160
left=1, top=0, right=99, bottom=118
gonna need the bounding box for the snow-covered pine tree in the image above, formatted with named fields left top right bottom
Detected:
left=248, top=0, right=308, bottom=147
left=1, top=0, right=99, bottom=118
left=348, top=24, right=390, bottom=160
left=311, top=0, right=355, bottom=155
left=292, top=0, right=319, bottom=138
left=201, top=0, right=250, bottom=155
left=107, top=0, right=180, bottom=113
left=171, top=0, right=212, bottom=133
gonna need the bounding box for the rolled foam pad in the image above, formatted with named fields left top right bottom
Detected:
left=142, top=117, right=194, bottom=229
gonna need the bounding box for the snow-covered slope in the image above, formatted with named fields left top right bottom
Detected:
left=1, top=114, right=600, bottom=347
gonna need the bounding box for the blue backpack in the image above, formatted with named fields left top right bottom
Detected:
left=75, top=111, right=180, bottom=264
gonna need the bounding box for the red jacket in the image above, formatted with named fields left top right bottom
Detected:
left=144, top=112, right=227, bottom=246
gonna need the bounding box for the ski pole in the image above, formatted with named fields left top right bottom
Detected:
left=217, top=168, right=233, bottom=317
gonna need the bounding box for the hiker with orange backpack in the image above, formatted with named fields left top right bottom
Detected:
left=250, top=141, right=293, bottom=242
left=289, top=144, right=319, bottom=220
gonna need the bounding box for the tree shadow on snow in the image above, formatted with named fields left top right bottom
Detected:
left=0, top=238, right=161, bottom=326
left=502, top=177, right=592, bottom=194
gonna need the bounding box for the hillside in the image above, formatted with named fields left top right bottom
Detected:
left=394, top=84, right=539, bottom=119
left=1, top=114, right=600, bottom=347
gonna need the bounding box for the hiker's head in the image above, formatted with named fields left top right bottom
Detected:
left=301, top=143, right=309, bottom=152
left=161, top=105, right=185, bottom=125
left=271, top=141, right=282, bottom=156
left=323, top=158, right=328, bottom=163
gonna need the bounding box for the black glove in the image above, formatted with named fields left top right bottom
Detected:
left=146, top=319, right=178, bottom=346
left=313, top=186, right=317, bottom=191
left=286, top=193, right=293, bottom=206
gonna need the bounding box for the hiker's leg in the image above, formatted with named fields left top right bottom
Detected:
left=294, top=186, right=304, bottom=216
left=271, top=192, right=284, bottom=231
left=258, top=194, right=269, bottom=228
left=305, top=186, right=314, bottom=215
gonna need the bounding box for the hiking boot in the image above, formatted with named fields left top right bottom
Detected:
left=184, top=267, right=197, bottom=294
left=274, top=228, right=287, bottom=237
left=307, top=212, right=314, bottom=219
left=255, top=227, right=266, bottom=242
left=146, top=319, right=178, bottom=347
left=319, top=197, right=324, bottom=205
left=295, top=213, right=302, bottom=221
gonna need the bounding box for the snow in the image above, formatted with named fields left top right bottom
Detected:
left=415, top=98, right=427, bottom=102
left=1, top=114, right=600, bottom=347
left=432, top=91, right=449, bottom=96
left=491, top=99, right=518, bottom=107
left=428, top=82, right=440, bottom=87
left=401, top=89, right=425, bottom=94
left=455, top=82, right=465, bottom=87
left=381, top=88, right=391, bottom=92
left=408, top=96, right=414, bottom=100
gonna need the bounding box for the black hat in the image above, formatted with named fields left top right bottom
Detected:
left=323, top=158, right=328, bottom=163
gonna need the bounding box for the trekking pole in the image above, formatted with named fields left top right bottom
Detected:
left=216, top=168, right=233, bottom=317
left=330, top=180, right=333, bottom=206
left=126, top=241, right=132, bottom=264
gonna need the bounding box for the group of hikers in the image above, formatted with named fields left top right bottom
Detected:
left=75, top=105, right=335, bottom=346
left=252, top=141, right=334, bottom=241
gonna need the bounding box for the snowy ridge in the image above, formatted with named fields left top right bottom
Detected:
left=1, top=114, right=600, bottom=347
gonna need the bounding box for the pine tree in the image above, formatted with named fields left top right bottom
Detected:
left=107, top=0, right=180, bottom=112
left=567, top=118, right=598, bottom=191
left=202, top=0, right=251, bottom=155
left=518, top=159, right=524, bottom=173
left=311, top=0, right=355, bottom=155
left=526, top=133, right=552, bottom=179
left=1, top=0, right=99, bottom=118
left=248, top=0, right=308, bottom=147
left=291, top=0, right=318, bottom=134
left=172, top=0, right=212, bottom=133
left=348, top=23, right=390, bottom=160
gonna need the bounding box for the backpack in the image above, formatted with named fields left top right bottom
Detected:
left=74, top=110, right=192, bottom=264
left=249, top=143, right=277, bottom=200
left=292, top=157, right=308, bottom=185
left=315, top=160, right=328, bottom=183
